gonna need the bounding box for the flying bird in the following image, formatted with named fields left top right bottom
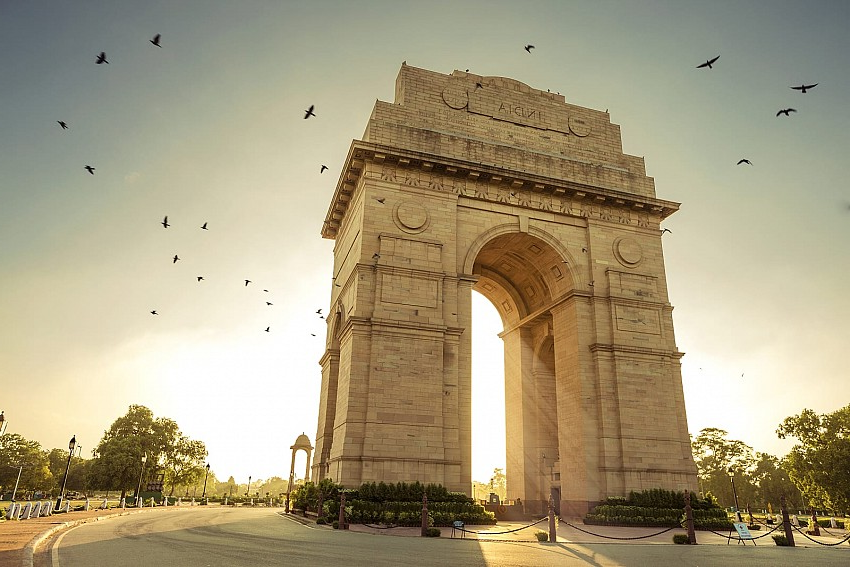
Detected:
left=150, top=310, right=158, bottom=315
left=661, top=228, right=672, bottom=235
left=150, top=34, right=162, bottom=47
left=197, top=276, right=204, bottom=281
left=84, top=166, right=95, bottom=175
left=96, top=52, right=109, bottom=64
left=201, top=222, right=208, bottom=230
left=791, top=83, right=817, bottom=93
left=161, top=216, right=169, bottom=228
left=524, top=45, right=535, bottom=53
left=263, top=289, right=269, bottom=292
left=320, top=165, right=328, bottom=173
left=316, top=309, right=322, bottom=314
left=57, top=121, right=68, bottom=129
left=475, top=82, right=483, bottom=90
left=696, top=55, right=720, bottom=69
left=736, top=159, right=753, bottom=165
left=265, top=327, right=270, bottom=332
left=588, top=281, right=595, bottom=287
left=372, top=253, right=380, bottom=259
left=776, top=108, right=796, bottom=117
left=244, top=279, right=251, bottom=286
left=376, top=197, right=385, bottom=204
left=266, top=302, right=273, bottom=306
left=304, top=105, right=316, bottom=119
left=173, top=255, right=180, bottom=263
left=311, top=333, right=316, bottom=337
left=581, top=247, right=587, bottom=253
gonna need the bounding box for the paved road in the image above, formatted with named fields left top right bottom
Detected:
left=37, top=507, right=850, bottom=567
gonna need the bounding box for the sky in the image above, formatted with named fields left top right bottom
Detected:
left=1, top=1, right=848, bottom=488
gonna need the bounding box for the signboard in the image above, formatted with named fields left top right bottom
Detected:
left=733, top=522, right=753, bottom=540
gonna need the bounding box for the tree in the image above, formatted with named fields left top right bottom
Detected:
left=0, top=433, right=52, bottom=496
left=163, top=436, right=207, bottom=496
left=690, top=428, right=756, bottom=508
left=488, top=467, right=506, bottom=501
left=47, top=448, right=88, bottom=494
left=777, top=405, right=850, bottom=511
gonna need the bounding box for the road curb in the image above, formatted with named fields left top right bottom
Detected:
left=21, top=509, right=144, bottom=567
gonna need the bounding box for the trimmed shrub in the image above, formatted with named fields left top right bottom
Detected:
left=535, top=531, right=549, bottom=542
left=316, top=517, right=327, bottom=525
left=332, top=520, right=339, bottom=529
left=672, top=534, right=690, bottom=544
left=424, top=527, right=441, bottom=537
left=772, top=534, right=790, bottom=546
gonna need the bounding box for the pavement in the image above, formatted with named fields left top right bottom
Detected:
left=2, top=506, right=848, bottom=567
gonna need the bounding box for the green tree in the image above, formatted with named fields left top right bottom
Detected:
left=47, top=448, right=88, bottom=494
left=0, top=434, right=52, bottom=496
left=776, top=405, right=850, bottom=511
left=163, top=436, right=207, bottom=496
left=690, top=428, right=756, bottom=508
left=488, top=467, right=506, bottom=501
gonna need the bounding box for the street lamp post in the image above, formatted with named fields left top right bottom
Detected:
left=11, top=463, right=27, bottom=501
left=727, top=466, right=742, bottom=522
left=201, top=463, right=210, bottom=502
left=0, top=410, right=7, bottom=435
left=56, top=435, right=76, bottom=508
left=135, top=453, right=148, bottom=508
left=247, top=476, right=251, bottom=498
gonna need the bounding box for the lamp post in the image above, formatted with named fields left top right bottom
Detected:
left=727, top=466, right=741, bottom=522
left=11, top=463, right=30, bottom=502
left=201, top=463, right=210, bottom=501
left=135, top=453, right=148, bottom=508
left=247, top=476, right=251, bottom=498
left=56, top=435, right=76, bottom=508
left=0, top=410, right=7, bottom=435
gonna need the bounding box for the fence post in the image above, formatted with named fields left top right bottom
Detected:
left=548, top=494, right=556, bottom=543
left=780, top=495, right=795, bottom=547
left=338, top=492, right=347, bottom=530
left=684, top=491, right=697, bottom=544
left=421, top=493, right=429, bottom=537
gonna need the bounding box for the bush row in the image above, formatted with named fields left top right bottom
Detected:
left=345, top=499, right=495, bottom=526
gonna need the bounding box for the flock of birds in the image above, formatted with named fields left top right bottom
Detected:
left=694, top=54, right=819, bottom=166
left=54, top=34, right=328, bottom=335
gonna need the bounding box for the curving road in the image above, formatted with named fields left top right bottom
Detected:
left=37, top=507, right=850, bottom=567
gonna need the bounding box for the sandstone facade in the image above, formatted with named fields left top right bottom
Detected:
left=313, top=64, right=698, bottom=515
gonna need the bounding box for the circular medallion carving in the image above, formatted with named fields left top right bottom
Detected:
left=568, top=115, right=592, bottom=137
left=441, top=86, right=469, bottom=110
left=394, top=201, right=430, bottom=234
left=613, top=237, right=642, bottom=267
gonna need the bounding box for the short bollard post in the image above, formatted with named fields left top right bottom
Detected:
left=120, top=497, right=126, bottom=510
left=684, top=491, right=697, bottom=544
left=810, top=509, right=820, bottom=536
left=780, top=495, right=795, bottom=547
left=421, top=493, right=429, bottom=537
left=548, top=494, right=556, bottom=543
left=338, top=492, right=347, bottom=530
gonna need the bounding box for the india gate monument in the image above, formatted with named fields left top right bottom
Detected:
left=313, top=64, right=698, bottom=516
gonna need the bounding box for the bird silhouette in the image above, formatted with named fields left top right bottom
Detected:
left=311, top=333, right=316, bottom=337
left=200, top=222, right=208, bottom=230
left=776, top=108, right=797, bottom=117
left=197, top=276, right=204, bottom=281
left=96, top=52, right=109, bottom=64
left=320, top=165, right=328, bottom=173
left=263, top=289, right=269, bottom=292
left=57, top=121, right=68, bottom=130
left=661, top=228, right=672, bottom=235
left=150, top=310, right=158, bottom=315
left=266, top=302, right=273, bottom=306
left=84, top=166, right=95, bottom=175
left=304, top=105, right=316, bottom=119
left=161, top=216, right=170, bottom=228
left=588, top=281, right=595, bottom=287
left=173, top=255, right=180, bottom=263
left=582, top=247, right=588, bottom=253
left=737, top=159, right=753, bottom=165
left=524, top=45, right=535, bottom=53
left=696, top=55, right=720, bottom=69
left=376, top=197, right=385, bottom=204
left=791, top=83, right=817, bottom=93
left=265, top=327, right=270, bottom=332
left=245, top=279, right=251, bottom=286
left=150, top=34, right=162, bottom=47
left=475, top=82, right=483, bottom=90
left=372, top=253, right=380, bottom=259
left=316, top=309, right=322, bottom=314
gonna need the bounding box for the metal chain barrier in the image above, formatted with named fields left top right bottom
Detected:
left=456, top=516, right=549, bottom=535
left=560, top=518, right=679, bottom=540
left=791, top=524, right=850, bottom=547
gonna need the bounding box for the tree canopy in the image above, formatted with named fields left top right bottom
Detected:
left=777, top=404, right=850, bottom=511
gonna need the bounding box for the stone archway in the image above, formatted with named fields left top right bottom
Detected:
left=311, top=64, right=697, bottom=515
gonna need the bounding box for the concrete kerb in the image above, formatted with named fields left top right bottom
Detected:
left=21, top=509, right=146, bottom=567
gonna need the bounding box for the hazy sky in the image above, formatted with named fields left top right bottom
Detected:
left=2, top=1, right=848, bottom=487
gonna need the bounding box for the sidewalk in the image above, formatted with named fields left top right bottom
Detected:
left=0, top=506, right=160, bottom=567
